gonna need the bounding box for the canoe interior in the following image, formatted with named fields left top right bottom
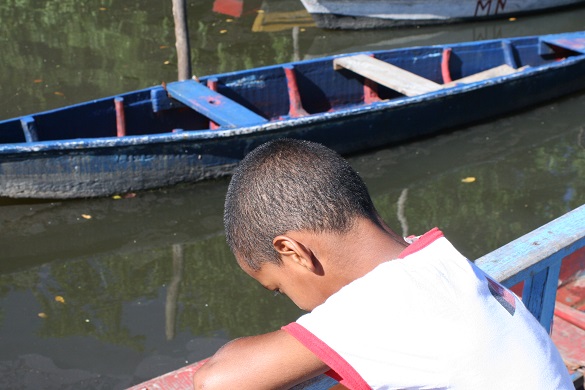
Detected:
left=0, top=35, right=582, bottom=145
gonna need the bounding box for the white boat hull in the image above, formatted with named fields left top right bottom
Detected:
left=300, top=0, right=585, bottom=28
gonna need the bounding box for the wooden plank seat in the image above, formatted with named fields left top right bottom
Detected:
left=165, top=80, right=268, bottom=128
left=444, top=64, right=526, bottom=87
left=333, top=54, right=524, bottom=97
left=333, top=54, right=442, bottom=97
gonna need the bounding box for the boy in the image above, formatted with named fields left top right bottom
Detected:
left=193, top=139, right=572, bottom=389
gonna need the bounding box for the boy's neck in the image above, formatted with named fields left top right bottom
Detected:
left=287, top=217, right=408, bottom=299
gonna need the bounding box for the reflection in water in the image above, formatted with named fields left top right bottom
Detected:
left=166, top=244, right=184, bottom=341
left=1, top=92, right=584, bottom=387
left=396, top=188, right=410, bottom=237
left=1, top=0, right=585, bottom=387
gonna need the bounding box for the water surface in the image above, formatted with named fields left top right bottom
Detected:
left=1, top=1, right=584, bottom=388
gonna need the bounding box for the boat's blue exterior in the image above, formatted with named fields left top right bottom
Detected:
left=1, top=31, right=585, bottom=198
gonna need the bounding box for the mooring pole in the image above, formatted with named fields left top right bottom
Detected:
left=172, top=0, right=192, bottom=81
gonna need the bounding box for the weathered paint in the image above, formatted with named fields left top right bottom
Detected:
left=300, top=0, right=585, bottom=29
left=1, top=32, right=585, bottom=198
left=283, top=65, right=309, bottom=117
left=476, top=204, right=585, bottom=332
left=115, top=97, right=126, bottom=137
left=165, top=79, right=268, bottom=127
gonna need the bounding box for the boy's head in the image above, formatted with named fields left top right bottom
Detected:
left=224, top=138, right=379, bottom=271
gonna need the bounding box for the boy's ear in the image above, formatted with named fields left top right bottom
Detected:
left=272, top=235, right=318, bottom=273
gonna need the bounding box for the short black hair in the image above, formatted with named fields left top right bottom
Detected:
left=224, top=138, right=379, bottom=270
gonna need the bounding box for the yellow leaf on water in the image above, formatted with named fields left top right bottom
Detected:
left=55, top=296, right=65, bottom=304
left=219, top=30, right=228, bottom=34
left=461, top=177, right=476, bottom=183
left=54, top=91, right=65, bottom=97
left=508, top=17, right=517, bottom=21
left=164, top=60, right=171, bottom=65
left=38, top=312, right=48, bottom=318
left=81, top=214, right=92, bottom=219
left=99, top=7, right=107, bottom=11
left=226, top=18, right=234, bottom=23
left=112, top=195, right=122, bottom=200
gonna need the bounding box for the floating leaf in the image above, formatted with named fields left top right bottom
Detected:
left=112, top=195, right=122, bottom=200
left=99, top=7, right=107, bottom=11
left=38, top=312, right=48, bottom=318
left=164, top=60, right=171, bottom=65
left=508, top=17, right=517, bottom=21
left=81, top=214, right=92, bottom=219
left=159, top=45, right=169, bottom=49
left=461, top=177, right=476, bottom=183
left=55, top=296, right=65, bottom=304
left=34, top=79, right=43, bottom=83
left=54, top=91, right=65, bottom=96
left=123, top=193, right=136, bottom=199
left=226, top=18, right=234, bottom=23
left=219, top=30, right=228, bottom=34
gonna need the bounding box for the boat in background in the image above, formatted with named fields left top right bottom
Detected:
left=2, top=31, right=585, bottom=199
left=300, top=0, right=585, bottom=29
left=127, top=204, right=585, bottom=389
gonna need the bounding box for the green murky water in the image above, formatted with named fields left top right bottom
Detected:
left=1, top=1, right=584, bottom=388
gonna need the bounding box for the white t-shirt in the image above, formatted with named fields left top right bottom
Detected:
left=283, top=228, right=572, bottom=390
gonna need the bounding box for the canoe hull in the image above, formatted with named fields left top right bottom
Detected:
left=2, top=32, right=585, bottom=198
left=300, top=0, right=585, bottom=29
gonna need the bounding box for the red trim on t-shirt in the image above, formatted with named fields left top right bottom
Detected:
left=282, top=322, right=371, bottom=390
left=398, top=227, right=444, bottom=259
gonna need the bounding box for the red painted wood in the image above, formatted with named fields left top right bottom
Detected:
left=555, top=301, right=585, bottom=331
left=552, top=315, right=585, bottom=371
left=115, top=97, right=126, bottom=137
left=363, top=55, right=381, bottom=104
left=212, top=0, right=243, bottom=18
left=559, top=246, right=585, bottom=285
left=441, top=48, right=452, bottom=84
left=364, top=78, right=380, bottom=105
left=127, top=359, right=207, bottom=390
left=283, top=65, right=309, bottom=117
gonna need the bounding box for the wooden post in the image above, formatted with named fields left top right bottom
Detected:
left=172, top=0, right=192, bottom=81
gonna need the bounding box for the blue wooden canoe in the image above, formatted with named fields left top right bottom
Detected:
left=1, top=31, right=585, bottom=199
left=126, top=204, right=585, bottom=389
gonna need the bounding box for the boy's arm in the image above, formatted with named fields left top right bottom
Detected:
left=193, top=329, right=329, bottom=390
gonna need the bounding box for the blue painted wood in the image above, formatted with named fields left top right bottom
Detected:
left=20, top=116, right=38, bottom=143
left=165, top=80, right=268, bottom=127
left=1, top=31, right=585, bottom=198
left=521, top=259, right=562, bottom=332
left=501, top=40, right=518, bottom=69
left=476, top=204, right=585, bottom=332
left=291, top=374, right=339, bottom=389
left=151, top=86, right=183, bottom=112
